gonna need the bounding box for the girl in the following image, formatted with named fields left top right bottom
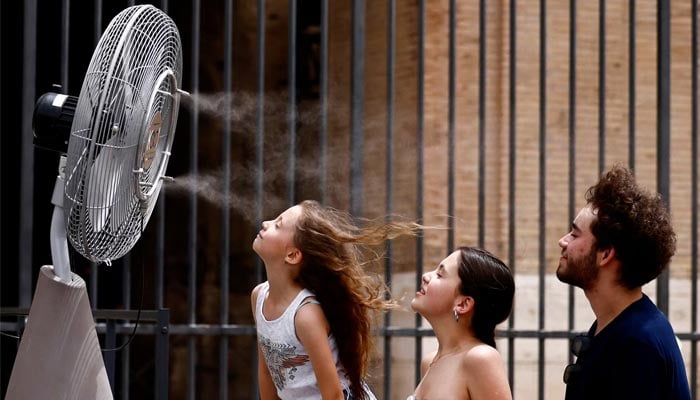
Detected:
left=251, top=200, right=421, bottom=400
left=409, top=247, right=515, bottom=400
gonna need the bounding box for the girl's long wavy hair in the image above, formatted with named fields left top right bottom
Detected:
left=292, top=200, right=422, bottom=399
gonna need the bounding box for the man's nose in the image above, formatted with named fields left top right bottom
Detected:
left=558, top=235, right=568, bottom=249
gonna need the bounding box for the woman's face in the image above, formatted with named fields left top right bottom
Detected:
left=411, top=250, right=463, bottom=317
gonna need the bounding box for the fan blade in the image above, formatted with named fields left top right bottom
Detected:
left=87, top=133, right=124, bottom=232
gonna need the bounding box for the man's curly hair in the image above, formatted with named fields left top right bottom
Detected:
left=585, top=165, right=676, bottom=289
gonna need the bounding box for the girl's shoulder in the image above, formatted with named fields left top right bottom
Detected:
left=251, top=281, right=269, bottom=301
left=250, top=281, right=270, bottom=318
left=461, top=343, right=502, bottom=368
left=460, top=344, right=511, bottom=399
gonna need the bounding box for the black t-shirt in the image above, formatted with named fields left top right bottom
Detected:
left=564, top=294, right=691, bottom=400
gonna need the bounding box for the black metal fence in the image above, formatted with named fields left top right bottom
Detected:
left=1, top=1, right=698, bottom=399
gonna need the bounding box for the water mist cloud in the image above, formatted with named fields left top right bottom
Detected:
left=167, top=171, right=289, bottom=228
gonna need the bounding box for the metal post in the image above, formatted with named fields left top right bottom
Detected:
left=383, top=0, right=395, bottom=397
left=415, top=0, right=426, bottom=387
left=447, top=0, right=456, bottom=253
left=656, top=0, right=671, bottom=315
left=19, top=0, right=38, bottom=309
left=105, top=320, right=117, bottom=392
left=288, top=0, right=298, bottom=206
left=187, top=2, right=201, bottom=398
left=155, top=309, right=170, bottom=400
left=350, top=0, right=365, bottom=216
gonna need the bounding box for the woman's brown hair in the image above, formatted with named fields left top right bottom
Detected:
left=455, top=246, right=515, bottom=348
left=293, top=200, right=421, bottom=399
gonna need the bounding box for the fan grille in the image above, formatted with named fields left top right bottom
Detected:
left=64, top=5, right=183, bottom=263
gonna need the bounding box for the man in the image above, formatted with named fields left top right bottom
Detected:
left=557, top=165, right=691, bottom=400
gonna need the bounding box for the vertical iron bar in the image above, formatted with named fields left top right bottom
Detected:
left=253, top=0, right=266, bottom=395
left=255, top=0, right=266, bottom=285
left=320, top=0, right=329, bottom=205
left=90, top=267, right=98, bottom=308
left=288, top=0, right=298, bottom=206
left=220, top=1, right=233, bottom=398
left=19, top=0, right=37, bottom=308
left=447, top=0, right=456, bottom=253
left=598, top=0, right=605, bottom=174
left=690, top=0, right=698, bottom=396
left=0, top=0, right=3, bottom=303
left=155, top=199, right=165, bottom=309
left=187, top=1, right=201, bottom=399
left=507, top=0, right=517, bottom=391
left=0, top=0, right=2, bottom=258
left=350, top=0, right=365, bottom=216
left=155, top=309, right=170, bottom=400
left=383, top=0, right=396, bottom=398
left=538, top=2, right=547, bottom=399
left=156, top=0, right=169, bottom=315
left=105, top=320, right=116, bottom=392
left=567, top=0, right=577, bottom=365
left=61, top=0, right=70, bottom=90
left=121, top=256, right=131, bottom=400
left=120, top=148, right=131, bottom=400
left=478, top=0, right=486, bottom=248
left=629, top=0, right=636, bottom=169
left=656, top=0, right=671, bottom=315
left=415, top=0, right=426, bottom=386
left=90, top=0, right=103, bottom=312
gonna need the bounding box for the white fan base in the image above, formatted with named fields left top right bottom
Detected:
left=6, top=265, right=113, bottom=400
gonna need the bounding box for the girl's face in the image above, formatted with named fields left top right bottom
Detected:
left=252, top=205, right=302, bottom=262
left=411, top=250, right=463, bottom=317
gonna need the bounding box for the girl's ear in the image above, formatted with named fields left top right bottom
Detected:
left=454, top=296, right=475, bottom=317
left=285, top=248, right=303, bottom=265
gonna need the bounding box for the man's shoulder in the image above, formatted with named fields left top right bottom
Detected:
left=614, top=296, right=675, bottom=337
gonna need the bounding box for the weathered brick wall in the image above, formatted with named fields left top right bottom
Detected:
left=327, top=0, right=697, bottom=278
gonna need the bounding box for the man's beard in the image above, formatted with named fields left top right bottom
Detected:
left=556, top=248, right=598, bottom=289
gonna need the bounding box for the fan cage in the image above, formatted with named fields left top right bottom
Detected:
left=63, top=5, right=183, bottom=263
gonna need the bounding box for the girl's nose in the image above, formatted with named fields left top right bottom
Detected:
left=261, top=220, right=270, bottom=230
left=422, top=273, right=430, bottom=284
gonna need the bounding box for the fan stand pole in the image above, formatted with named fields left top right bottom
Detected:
left=50, top=156, right=71, bottom=282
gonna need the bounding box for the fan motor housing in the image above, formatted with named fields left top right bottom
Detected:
left=32, top=92, right=78, bottom=154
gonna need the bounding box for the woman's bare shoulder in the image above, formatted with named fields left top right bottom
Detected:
left=461, top=344, right=511, bottom=400
left=464, top=343, right=501, bottom=361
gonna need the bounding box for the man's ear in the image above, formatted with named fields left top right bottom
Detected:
left=285, top=248, right=303, bottom=265
left=598, top=246, right=616, bottom=267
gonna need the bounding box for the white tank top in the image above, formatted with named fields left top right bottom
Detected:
left=255, top=281, right=351, bottom=399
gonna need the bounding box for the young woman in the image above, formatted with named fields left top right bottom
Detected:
left=251, top=200, right=421, bottom=400
left=409, top=247, right=515, bottom=400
